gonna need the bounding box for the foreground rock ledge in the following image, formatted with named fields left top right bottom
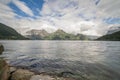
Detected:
left=0, top=59, right=10, bottom=80
left=0, top=44, right=9, bottom=80
left=9, top=67, right=74, bottom=80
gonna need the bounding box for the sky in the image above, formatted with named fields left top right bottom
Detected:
left=0, top=0, right=120, bottom=36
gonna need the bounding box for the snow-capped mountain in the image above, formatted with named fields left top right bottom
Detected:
left=107, top=26, right=120, bottom=35
left=25, top=29, right=49, bottom=39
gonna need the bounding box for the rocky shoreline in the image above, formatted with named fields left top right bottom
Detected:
left=0, top=44, right=75, bottom=80
left=9, top=66, right=75, bottom=80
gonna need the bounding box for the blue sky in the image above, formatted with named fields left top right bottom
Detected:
left=8, top=0, right=44, bottom=18
left=0, top=0, right=120, bottom=36
left=104, top=18, right=120, bottom=24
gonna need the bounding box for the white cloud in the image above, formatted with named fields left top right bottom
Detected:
left=12, top=0, right=34, bottom=16
left=39, top=0, right=120, bottom=36
left=39, top=0, right=102, bottom=35
left=0, top=2, right=17, bottom=25
left=0, top=6, right=15, bottom=19
left=97, top=0, right=120, bottom=17
left=0, top=0, right=120, bottom=36
left=0, top=0, right=12, bottom=4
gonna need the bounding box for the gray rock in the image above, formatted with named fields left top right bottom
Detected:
left=11, top=69, right=34, bottom=80
left=30, top=74, right=73, bottom=80
left=10, top=67, right=17, bottom=73
left=30, top=75, right=54, bottom=80
left=0, top=44, right=4, bottom=54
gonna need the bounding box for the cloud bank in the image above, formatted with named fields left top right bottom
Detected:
left=0, top=0, right=120, bottom=36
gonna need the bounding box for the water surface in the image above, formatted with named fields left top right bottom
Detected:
left=0, top=40, right=120, bottom=80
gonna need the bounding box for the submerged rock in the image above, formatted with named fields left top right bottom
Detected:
left=0, top=44, right=4, bottom=54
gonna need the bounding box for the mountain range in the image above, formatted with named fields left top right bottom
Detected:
left=25, top=29, right=90, bottom=40
left=0, top=23, right=97, bottom=40
left=26, top=29, right=49, bottom=40
left=0, top=22, right=120, bottom=40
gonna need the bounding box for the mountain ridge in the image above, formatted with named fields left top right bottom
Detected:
left=0, top=23, right=27, bottom=40
left=25, top=29, right=91, bottom=40
left=107, top=26, right=120, bottom=35
left=97, top=30, right=120, bottom=41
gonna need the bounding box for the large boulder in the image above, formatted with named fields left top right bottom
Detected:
left=0, top=44, right=4, bottom=54
left=0, top=59, right=10, bottom=80
left=11, top=69, right=34, bottom=80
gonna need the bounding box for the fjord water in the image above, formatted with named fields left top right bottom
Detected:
left=0, top=40, right=120, bottom=80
